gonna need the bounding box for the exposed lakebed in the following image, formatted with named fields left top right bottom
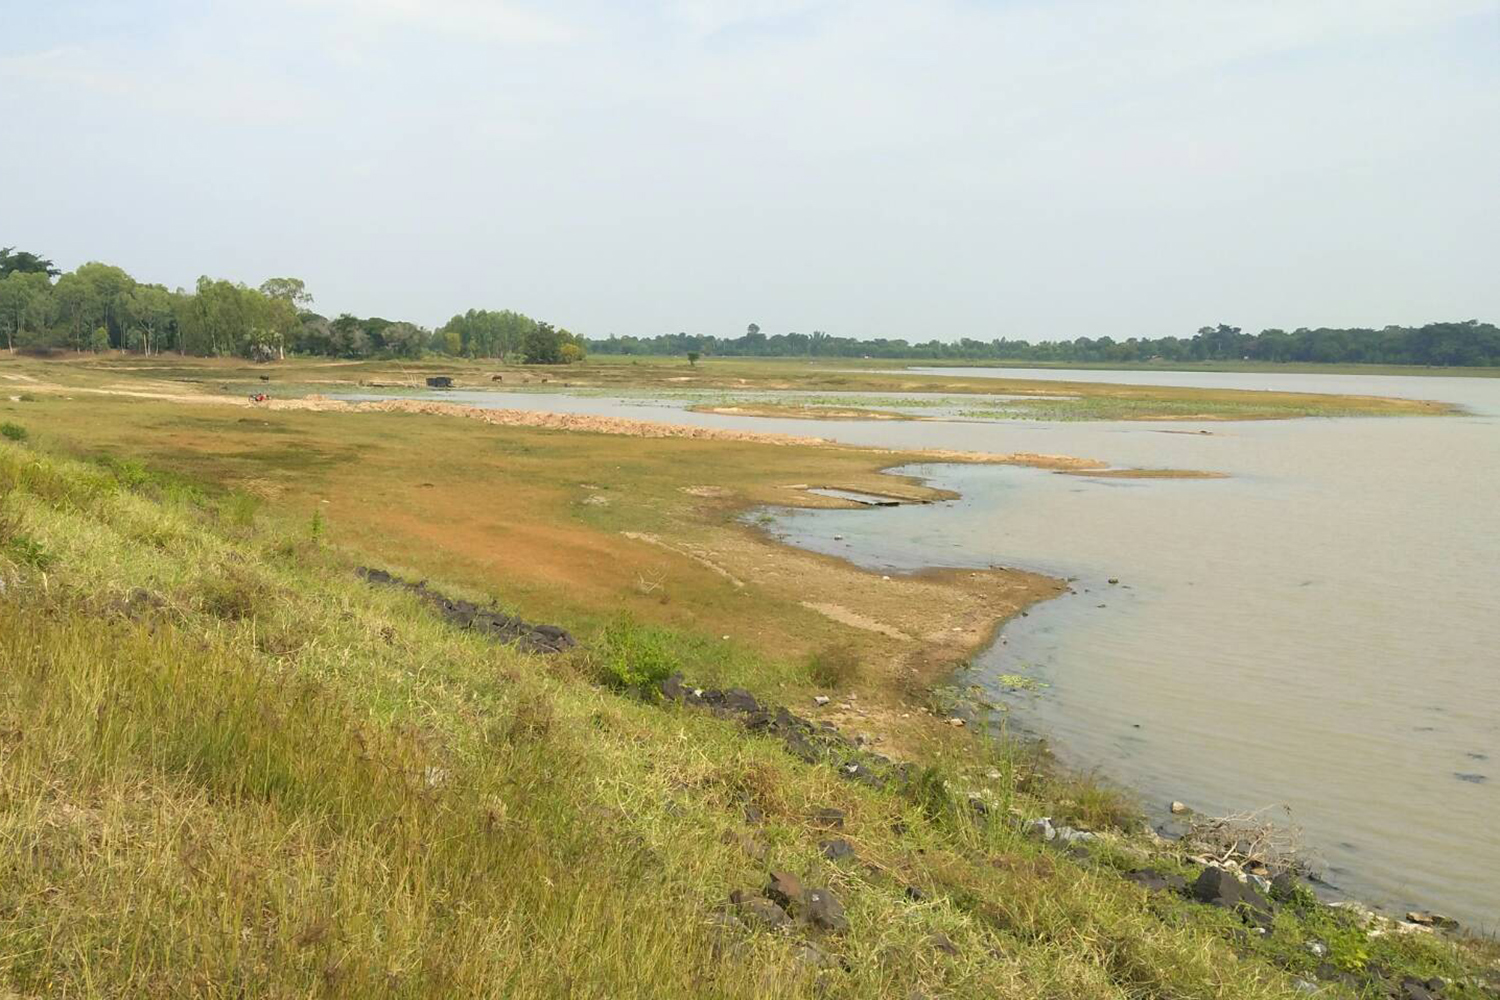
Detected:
left=338, top=371, right=1500, bottom=929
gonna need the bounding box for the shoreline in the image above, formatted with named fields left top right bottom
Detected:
left=10, top=364, right=1487, bottom=933
left=768, top=460, right=1484, bottom=937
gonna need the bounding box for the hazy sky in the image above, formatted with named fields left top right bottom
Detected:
left=3, top=0, right=1497, bottom=341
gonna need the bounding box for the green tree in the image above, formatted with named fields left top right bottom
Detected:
left=522, top=321, right=564, bottom=364
left=0, top=247, right=60, bottom=278
left=258, top=277, right=313, bottom=308
left=0, top=272, right=52, bottom=352
left=123, top=284, right=172, bottom=355
left=381, top=322, right=427, bottom=358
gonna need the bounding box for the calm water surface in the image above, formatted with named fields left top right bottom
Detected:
left=345, top=371, right=1500, bottom=927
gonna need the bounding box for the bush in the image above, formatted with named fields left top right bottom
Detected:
left=0, top=508, right=52, bottom=569
left=806, top=642, right=861, bottom=689
left=594, top=616, right=678, bottom=693
left=219, top=490, right=260, bottom=528
left=199, top=569, right=266, bottom=621
left=1, top=422, right=27, bottom=442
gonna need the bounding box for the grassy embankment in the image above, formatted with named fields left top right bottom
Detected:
left=1, top=367, right=1496, bottom=997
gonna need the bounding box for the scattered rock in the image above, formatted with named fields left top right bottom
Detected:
left=1124, top=869, right=1187, bottom=893
left=840, top=761, right=883, bottom=788
left=1025, top=817, right=1056, bottom=842
left=726, top=830, right=767, bottom=860
left=1270, top=871, right=1301, bottom=900
left=1405, top=910, right=1459, bottom=930
left=766, top=871, right=806, bottom=910
left=730, top=891, right=791, bottom=928
left=1170, top=801, right=1190, bottom=815
left=1399, top=976, right=1442, bottom=1000
left=811, top=807, right=846, bottom=829
left=948, top=717, right=966, bottom=727
left=1055, top=825, right=1095, bottom=845
left=356, top=567, right=575, bottom=653
left=1192, top=866, right=1274, bottom=926
left=743, top=804, right=764, bottom=825
left=723, top=688, right=761, bottom=713
left=813, top=695, right=831, bottom=706
left=1305, top=941, right=1327, bottom=959
left=820, top=838, right=857, bottom=862
left=803, top=887, right=849, bottom=932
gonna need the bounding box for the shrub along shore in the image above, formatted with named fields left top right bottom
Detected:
left=3, top=397, right=1499, bottom=997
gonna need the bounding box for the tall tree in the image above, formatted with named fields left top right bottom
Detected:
left=0, top=272, right=52, bottom=351
left=123, top=284, right=173, bottom=355
left=0, top=247, right=60, bottom=278
left=259, top=277, right=313, bottom=308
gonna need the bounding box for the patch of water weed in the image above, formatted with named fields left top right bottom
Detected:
left=995, top=673, right=1048, bottom=692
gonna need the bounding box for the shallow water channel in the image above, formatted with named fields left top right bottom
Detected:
left=341, top=371, right=1500, bottom=928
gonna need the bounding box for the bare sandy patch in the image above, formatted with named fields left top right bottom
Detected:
left=800, top=602, right=913, bottom=640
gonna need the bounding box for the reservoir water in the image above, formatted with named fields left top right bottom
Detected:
left=342, top=369, right=1500, bottom=928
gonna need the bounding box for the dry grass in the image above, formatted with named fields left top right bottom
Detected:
left=0, top=439, right=1367, bottom=999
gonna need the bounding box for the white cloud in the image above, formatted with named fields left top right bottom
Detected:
left=288, top=0, right=574, bottom=44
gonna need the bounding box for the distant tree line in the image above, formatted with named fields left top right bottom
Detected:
left=587, top=321, right=1500, bottom=367
left=0, top=247, right=584, bottom=364
left=5, top=248, right=1494, bottom=367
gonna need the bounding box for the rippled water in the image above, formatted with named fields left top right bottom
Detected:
left=344, top=370, right=1500, bottom=927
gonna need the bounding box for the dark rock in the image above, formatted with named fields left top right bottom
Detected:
left=722, top=688, right=761, bottom=714
left=811, top=807, right=846, bottom=829
left=1454, top=772, right=1487, bottom=784
left=968, top=796, right=991, bottom=817
left=659, top=672, right=687, bottom=702
left=356, top=567, right=575, bottom=653
left=820, top=838, right=856, bottom=862
left=929, top=933, right=960, bottom=956
left=841, top=761, right=884, bottom=789
left=1270, top=871, right=1300, bottom=900
left=730, top=892, right=791, bottom=929
left=1406, top=910, right=1459, bottom=930
left=1192, top=867, right=1274, bottom=926
left=782, top=730, right=822, bottom=763
left=1314, top=963, right=1362, bottom=990
left=803, top=887, right=849, bottom=932
left=726, top=830, right=767, bottom=861
left=743, top=804, right=764, bottom=825
left=904, top=885, right=926, bottom=902
left=1124, top=869, right=1187, bottom=893
left=766, top=871, right=805, bottom=910
left=1400, top=977, right=1440, bottom=1000
left=742, top=709, right=775, bottom=731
